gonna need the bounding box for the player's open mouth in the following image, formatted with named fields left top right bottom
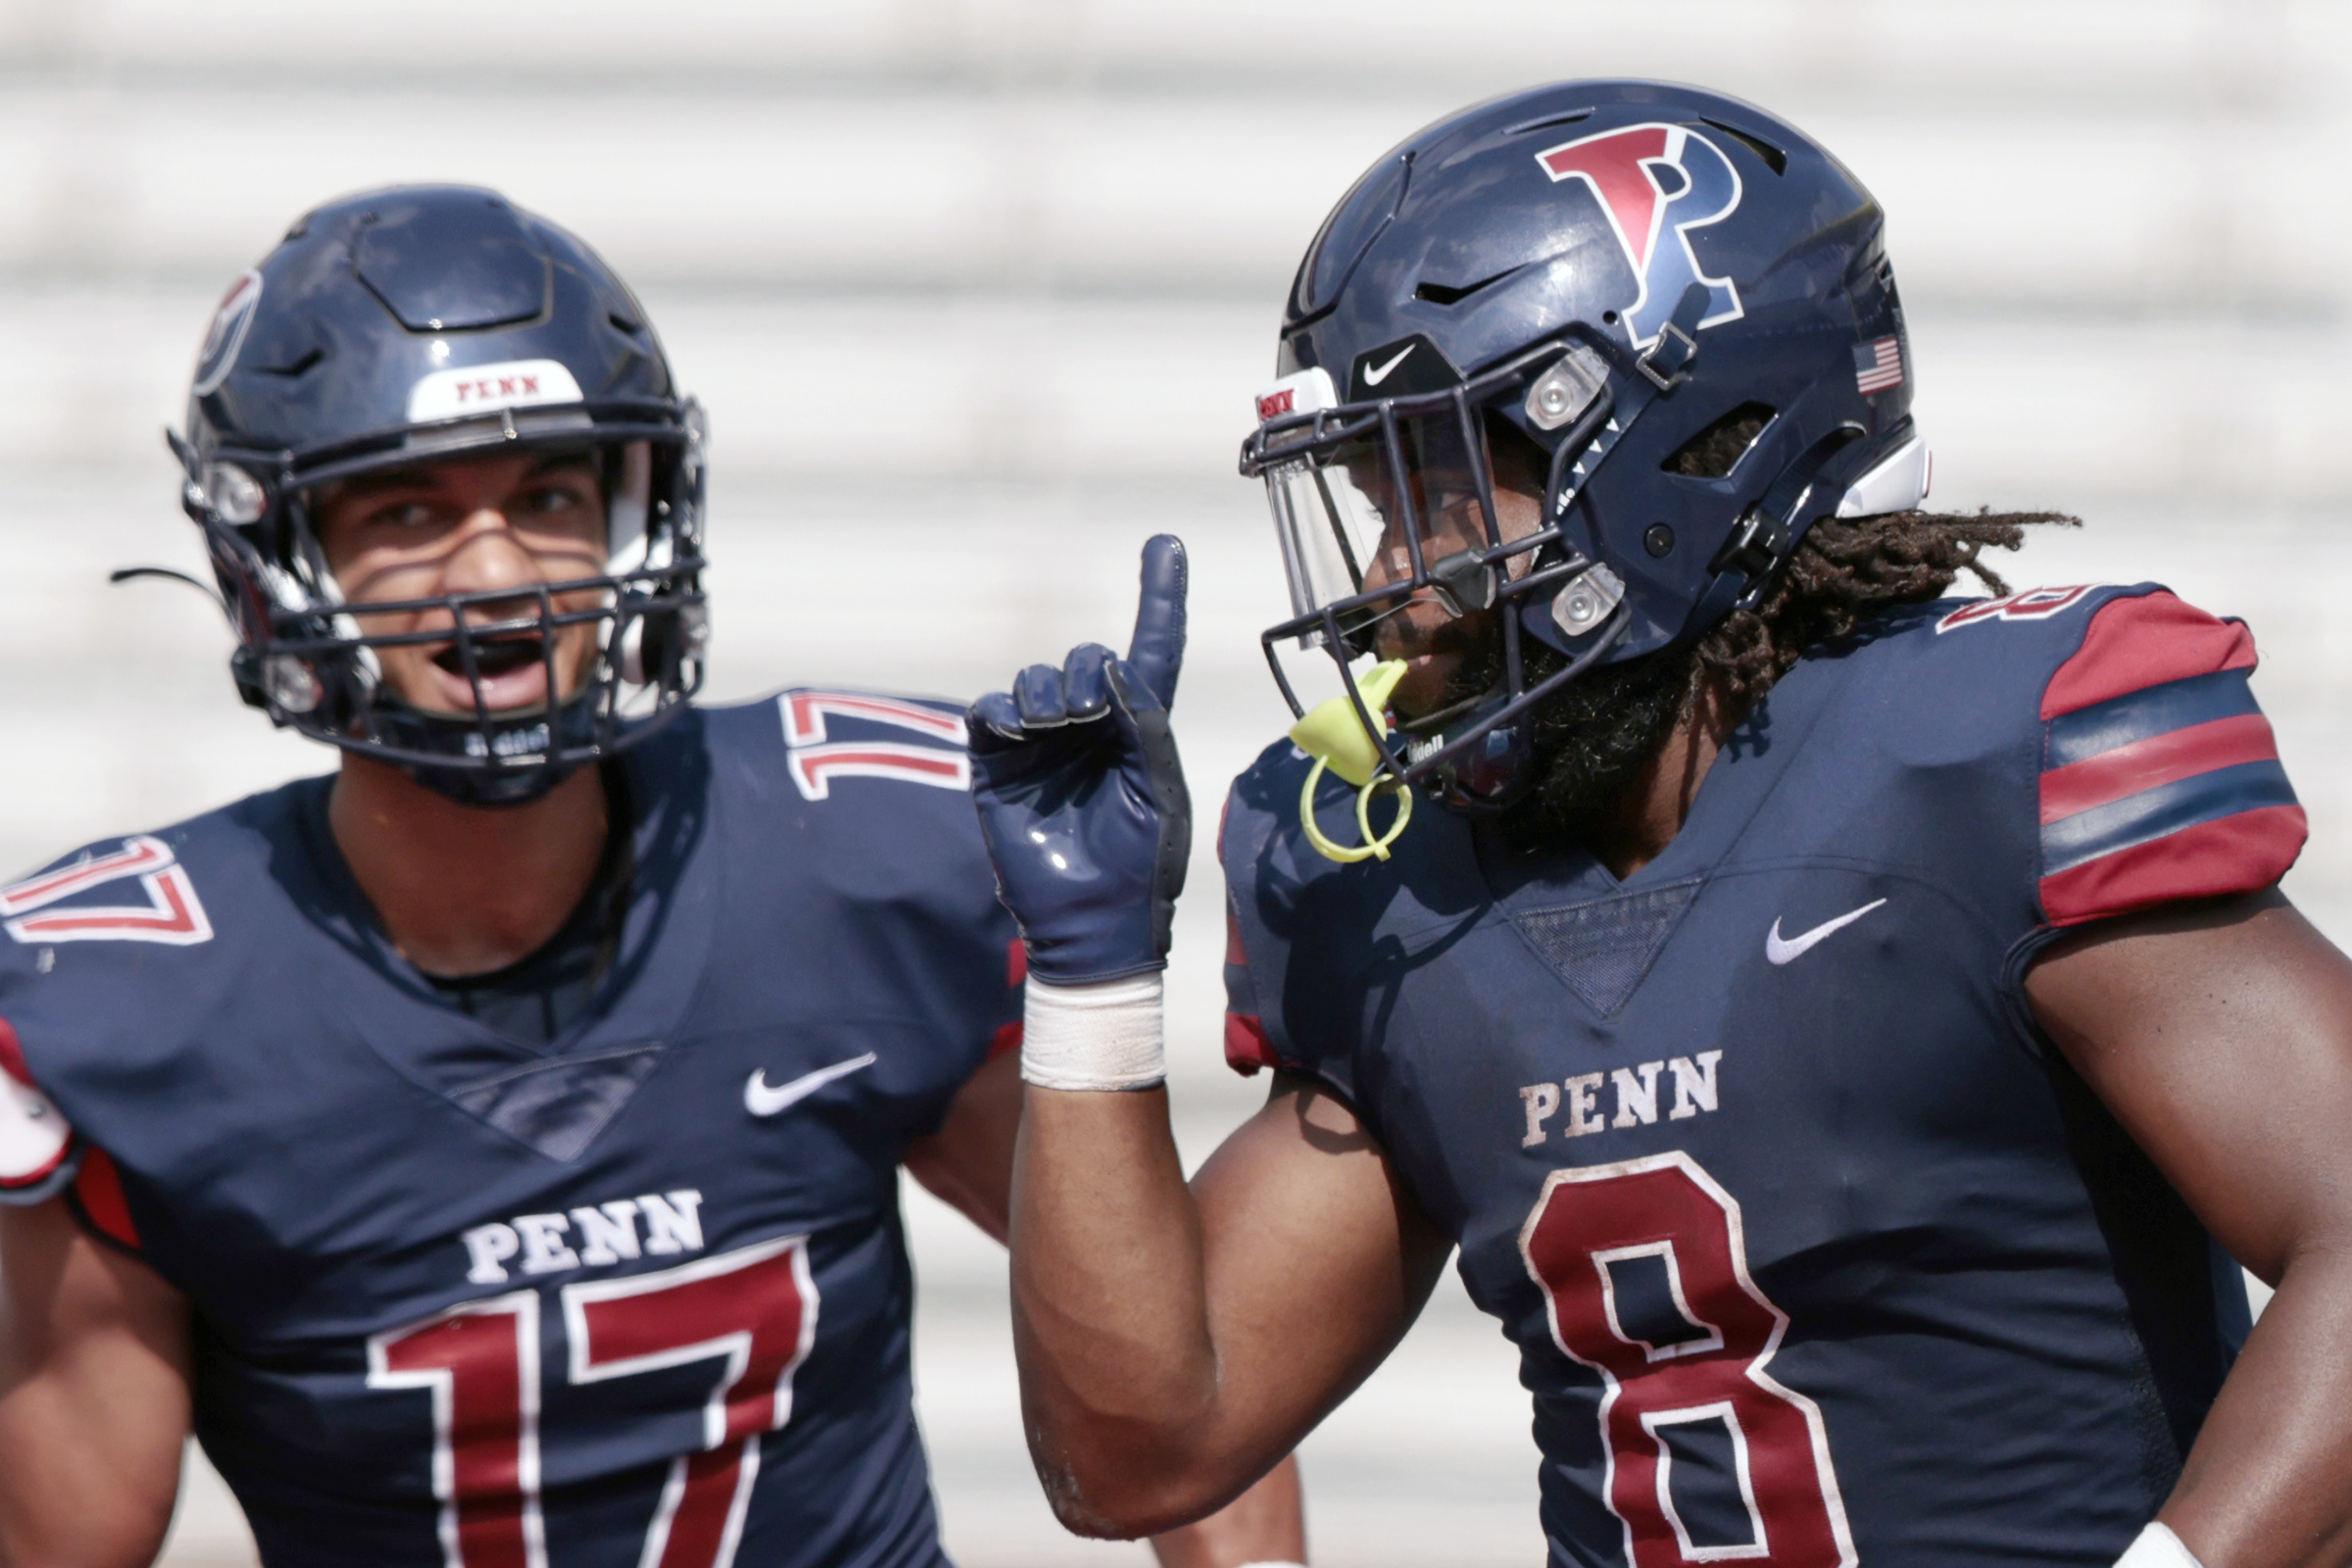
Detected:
left=419, top=632, right=560, bottom=712
left=433, top=636, right=547, bottom=680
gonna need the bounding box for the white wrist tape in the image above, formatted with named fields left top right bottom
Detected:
left=1020, top=974, right=1166, bottom=1091
left=2116, top=1524, right=2203, bottom=1568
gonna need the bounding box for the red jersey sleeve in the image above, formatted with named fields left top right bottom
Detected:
left=68, top=1146, right=142, bottom=1252
left=2036, top=591, right=2305, bottom=926
left=1223, top=895, right=1279, bottom=1077
left=0, top=1014, right=137, bottom=1250
left=988, top=939, right=1026, bottom=1062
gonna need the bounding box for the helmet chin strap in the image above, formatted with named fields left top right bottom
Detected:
left=1406, top=604, right=1633, bottom=808
left=368, top=693, right=606, bottom=808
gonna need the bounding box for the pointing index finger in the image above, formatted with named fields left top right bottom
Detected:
left=1124, top=534, right=1188, bottom=711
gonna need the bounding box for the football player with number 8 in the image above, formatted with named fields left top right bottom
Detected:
left=971, top=82, right=2352, bottom=1568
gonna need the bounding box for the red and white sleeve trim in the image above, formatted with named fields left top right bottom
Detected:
left=0, top=1017, right=72, bottom=1190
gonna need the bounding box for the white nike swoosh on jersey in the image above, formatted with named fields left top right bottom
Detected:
left=744, top=1054, right=879, bottom=1117
left=1765, top=899, right=1887, bottom=965
left=1361, top=344, right=1416, bottom=386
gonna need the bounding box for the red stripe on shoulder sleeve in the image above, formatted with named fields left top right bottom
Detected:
left=2041, top=591, right=2255, bottom=719
left=2040, top=804, right=2307, bottom=927
left=2038, top=713, right=2280, bottom=824
left=988, top=1020, right=1023, bottom=1061
left=1004, top=939, right=1027, bottom=989
left=71, top=1147, right=141, bottom=1250
left=1224, top=1013, right=1278, bottom=1077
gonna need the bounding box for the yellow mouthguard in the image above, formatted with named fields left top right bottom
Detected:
left=1288, top=660, right=1415, bottom=863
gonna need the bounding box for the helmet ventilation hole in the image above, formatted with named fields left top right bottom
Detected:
left=1413, top=269, right=1516, bottom=306
left=1699, top=119, right=1788, bottom=174
left=1663, top=403, right=1776, bottom=479
left=1505, top=108, right=1594, bottom=137
left=264, top=348, right=324, bottom=379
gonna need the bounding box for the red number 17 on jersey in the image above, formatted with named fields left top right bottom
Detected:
left=368, top=1234, right=817, bottom=1568
left=1521, top=1152, right=1856, bottom=1568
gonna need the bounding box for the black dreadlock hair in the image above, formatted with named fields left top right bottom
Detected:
left=1503, top=508, right=2081, bottom=849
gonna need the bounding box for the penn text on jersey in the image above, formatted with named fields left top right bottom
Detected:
left=1517, top=1053, right=1722, bottom=1147
left=462, top=1189, right=706, bottom=1284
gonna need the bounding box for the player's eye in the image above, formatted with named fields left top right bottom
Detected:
left=518, top=479, right=600, bottom=522
left=366, top=500, right=440, bottom=531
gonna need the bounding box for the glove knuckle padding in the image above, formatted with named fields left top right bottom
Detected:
left=1014, top=662, right=1068, bottom=726
left=966, top=663, right=1190, bottom=983
left=965, top=690, right=1025, bottom=753
left=1062, top=643, right=1115, bottom=719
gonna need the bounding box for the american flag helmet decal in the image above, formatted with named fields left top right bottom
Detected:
left=1853, top=335, right=1904, bottom=394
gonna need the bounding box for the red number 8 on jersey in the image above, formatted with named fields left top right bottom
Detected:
left=1520, top=1152, right=1856, bottom=1568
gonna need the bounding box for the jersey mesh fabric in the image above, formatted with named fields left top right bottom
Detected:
left=1508, top=881, right=1704, bottom=1018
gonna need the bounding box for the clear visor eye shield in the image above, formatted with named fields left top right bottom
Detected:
left=1240, top=321, right=1678, bottom=859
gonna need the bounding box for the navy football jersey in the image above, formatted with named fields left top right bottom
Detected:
left=1220, top=585, right=2304, bottom=1568
left=0, top=690, right=1020, bottom=1568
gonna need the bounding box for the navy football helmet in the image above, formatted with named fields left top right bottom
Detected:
left=169, top=184, right=707, bottom=806
left=1241, top=81, right=1929, bottom=810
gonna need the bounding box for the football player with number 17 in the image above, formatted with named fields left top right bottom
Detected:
left=971, top=82, right=2352, bottom=1568
left=0, top=186, right=1300, bottom=1568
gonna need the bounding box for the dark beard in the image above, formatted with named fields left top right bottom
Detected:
left=1442, top=629, right=1694, bottom=853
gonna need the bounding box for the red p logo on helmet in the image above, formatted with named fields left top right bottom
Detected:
left=1536, top=123, right=1745, bottom=350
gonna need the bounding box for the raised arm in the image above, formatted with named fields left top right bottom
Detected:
left=965, top=537, right=1451, bottom=1539
left=909, top=1051, right=1336, bottom=1560
left=0, top=1196, right=193, bottom=1568
left=2028, top=890, right=2352, bottom=1568
left=1014, top=1071, right=1450, bottom=1536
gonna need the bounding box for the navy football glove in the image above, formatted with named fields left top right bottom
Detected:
left=967, top=535, right=1191, bottom=984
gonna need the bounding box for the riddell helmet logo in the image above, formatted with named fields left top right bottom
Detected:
left=1535, top=123, right=1745, bottom=350
left=191, top=270, right=264, bottom=397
